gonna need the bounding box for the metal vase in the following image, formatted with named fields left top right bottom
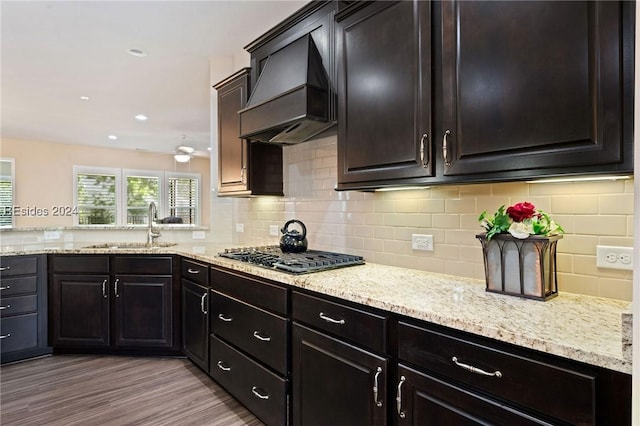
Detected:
left=476, top=233, right=561, bottom=301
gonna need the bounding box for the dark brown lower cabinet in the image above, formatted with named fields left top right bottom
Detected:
left=50, top=255, right=177, bottom=352
left=113, top=275, right=172, bottom=348
left=51, top=274, right=110, bottom=347
left=181, top=279, right=209, bottom=371
left=0, top=255, right=51, bottom=363
left=396, top=364, right=551, bottom=426
left=292, top=323, right=388, bottom=426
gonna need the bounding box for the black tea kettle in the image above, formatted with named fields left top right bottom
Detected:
left=280, top=219, right=308, bottom=253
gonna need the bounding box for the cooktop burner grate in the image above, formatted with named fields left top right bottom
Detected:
left=219, top=246, right=365, bottom=274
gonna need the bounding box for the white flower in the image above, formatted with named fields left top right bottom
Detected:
left=508, top=221, right=534, bottom=239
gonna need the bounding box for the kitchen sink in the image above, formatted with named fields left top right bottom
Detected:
left=83, top=242, right=178, bottom=250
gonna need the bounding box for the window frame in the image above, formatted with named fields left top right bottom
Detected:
left=73, top=166, right=200, bottom=227
left=73, top=166, right=122, bottom=227
left=0, top=158, right=15, bottom=229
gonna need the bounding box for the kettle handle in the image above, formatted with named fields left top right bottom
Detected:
left=282, top=219, right=307, bottom=240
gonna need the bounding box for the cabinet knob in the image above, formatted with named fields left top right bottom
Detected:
left=0, top=304, right=11, bottom=310
left=442, top=129, right=451, bottom=167
left=0, top=333, right=11, bottom=339
left=0, top=266, right=10, bottom=272
left=0, top=285, right=10, bottom=291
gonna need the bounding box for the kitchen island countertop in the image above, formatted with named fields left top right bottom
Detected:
left=1, top=242, right=632, bottom=374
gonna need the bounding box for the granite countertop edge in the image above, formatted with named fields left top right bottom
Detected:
left=1, top=243, right=632, bottom=374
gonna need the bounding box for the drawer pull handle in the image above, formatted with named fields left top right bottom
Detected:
left=319, top=312, right=345, bottom=325
left=251, top=386, right=270, bottom=400
left=114, top=278, right=120, bottom=298
left=0, top=333, right=11, bottom=339
left=216, top=361, right=231, bottom=372
left=253, top=331, right=271, bottom=342
left=0, top=305, right=10, bottom=310
left=0, top=285, right=10, bottom=290
left=187, top=268, right=200, bottom=274
left=0, top=266, right=10, bottom=272
left=218, top=313, right=233, bottom=322
left=396, top=375, right=406, bottom=418
left=452, top=357, right=502, bottom=378
left=200, top=293, right=208, bottom=314
left=102, top=279, right=108, bottom=298
left=373, top=366, right=383, bottom=407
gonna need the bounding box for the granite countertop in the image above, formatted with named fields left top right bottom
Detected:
left=1, top=242, right=632, bottom=374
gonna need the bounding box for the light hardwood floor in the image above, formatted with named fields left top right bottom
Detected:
left=1, top=355, right=264, bottom=426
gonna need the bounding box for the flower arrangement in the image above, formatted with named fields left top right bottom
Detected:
left=478, top=201, right=564, bottom=240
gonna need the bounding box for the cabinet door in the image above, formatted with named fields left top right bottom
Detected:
left=216, top=68, right=251, bottom=194
left=52, top=274, right=110, bottom=347
left=113, top=275, right=172, bottom=348
left=336, top=1, right=432, bottom=188
left=292, top=323, right=387, bottom=426
left=440, top=1, right=630, bottom=177
left=181, top=279, right=208, bottom=371
left=396, top=364, right=552, bottom=426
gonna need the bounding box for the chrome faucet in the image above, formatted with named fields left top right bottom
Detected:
left=147, top=201, right=161, bottom=246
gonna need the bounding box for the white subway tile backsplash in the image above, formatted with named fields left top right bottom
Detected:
left=220, top=136, right=633, bottom=301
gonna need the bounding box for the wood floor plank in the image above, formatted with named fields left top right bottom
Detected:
left=0, top=355, right=265, bottom=426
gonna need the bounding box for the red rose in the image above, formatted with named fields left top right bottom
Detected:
left=506, top=202, right=536, bottom=222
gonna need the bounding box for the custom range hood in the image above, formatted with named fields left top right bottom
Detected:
left=238, top=34, right=334, bottom=144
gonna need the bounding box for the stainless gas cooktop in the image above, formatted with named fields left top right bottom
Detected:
left=219, top=246, right=365, bottom=274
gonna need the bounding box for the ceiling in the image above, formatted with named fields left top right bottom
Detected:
left=1, top=0, right=307, bottom=158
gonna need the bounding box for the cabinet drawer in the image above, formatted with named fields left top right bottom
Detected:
left=0, top=313, right=38, bottom=354
left=211, top=267, right=288, bottom=315
left=0, top=256, right=37, bottom=277
left=181, top=258, right=209, bottom=286
left=0, top=295, right=37, bottom=317
left=52, top=255, right=109, bottom=273
left=209, top=335, right=287, bottom=426
left=114, top=256, right=173, bottom=275
left=292, top=291, right=387, bottom=352
left=397, top=363, right=552, bottom=426
left=211, top=291, right=288, bottom=375
left=0, top=276, right=37, bottom=296
left=398, top=321, right=596, bottom=425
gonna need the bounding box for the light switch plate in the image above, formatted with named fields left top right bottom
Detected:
left=269, top=225, right=279, bottom=236
left=44, top=230, right=61, bottom=240
left=236, top=223, right=244, bottom=233
left=192, top=230, right=205, bottom=240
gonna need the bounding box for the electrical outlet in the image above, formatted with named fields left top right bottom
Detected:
left=192, top=230, right=205, bottom=240
left=412, top=234, right=433, bottom=251
left=236, top=223, right=244, bottom=233
left=269, top=225, right=279, bottom=236
left=44, top=230, right=61, bottom=240
left=596, top=245, right=633, bottom=270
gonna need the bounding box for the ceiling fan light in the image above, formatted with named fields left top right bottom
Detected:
left=174, top=153, right=191, bottom=163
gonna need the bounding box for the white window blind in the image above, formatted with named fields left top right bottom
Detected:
left=76, top=172, right=117, bottom=225
left=167, top=175, right=198, bottom=225
left=0, top=178, right=12, bottom=227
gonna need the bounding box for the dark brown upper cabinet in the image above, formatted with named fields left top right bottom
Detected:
left=214, top=68, right=283, bottom=197
left=439, top=0, right=633, bottom=179
left=335, top=0, right=634, bottom=190
left=336, top=1, right=433, bottom=189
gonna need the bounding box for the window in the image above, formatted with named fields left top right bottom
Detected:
left=0, top=158, right=15, bottom=228
left=74, top=167, right=199, bottom=227
left=167, top=173, right=199, bottom=225
left=75, top=167, right=120, bottom=226
left=125, top=171, right=161, bottom=225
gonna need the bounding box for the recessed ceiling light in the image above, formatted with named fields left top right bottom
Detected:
left=127, top=48, right=148, bottom=57
left=134, top=114, right=148, bottom=121
left=207, top=147, right=212, bottom=151
left=80, top=96, right=90, bottom=101
left=108, top=134, right=118, bottom=140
